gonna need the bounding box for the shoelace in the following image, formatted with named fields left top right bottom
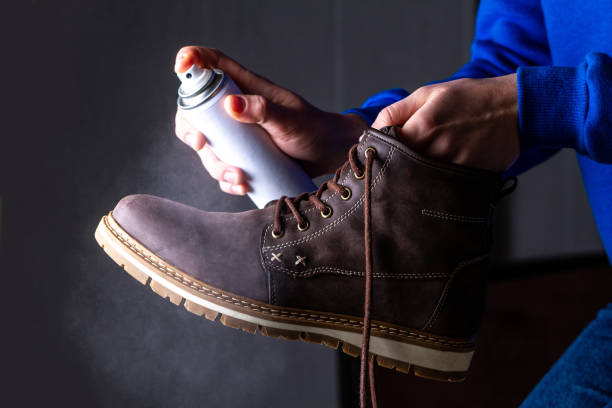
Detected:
left=271, top=143, right=379, bottom=408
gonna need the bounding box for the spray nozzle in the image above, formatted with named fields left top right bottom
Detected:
left=177, top=64, right=214, bottom=95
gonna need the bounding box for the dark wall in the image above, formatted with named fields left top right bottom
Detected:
left=2, top=1, right=477, bottom=406
left=1, top=1, right=602, bottom=407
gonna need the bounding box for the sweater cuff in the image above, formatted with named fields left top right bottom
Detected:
left=517, top=65, right=587, bottom=153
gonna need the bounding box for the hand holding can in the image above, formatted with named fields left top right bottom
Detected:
left=176, top=64, right=317, bottom=208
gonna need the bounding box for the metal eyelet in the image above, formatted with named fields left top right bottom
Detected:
left=365, top=146, right=377, bottom=158
left=297, top=220, right=310, bottom=232
left=340, top=187, right=352, bottom=200
left=271, top=229, right=284, bottom=239
left=354, top=170, right=365, bottom=180
left=320, top=206, right=333, bottom=219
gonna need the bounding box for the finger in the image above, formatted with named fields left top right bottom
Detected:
left=175, top=48, right=197, bottom=73
left=372, top=92, right=424, bottom=129
left=223, top=94, right=288, bottom=127
left=175, top=46, right=288, bottom=100
left=175, top=111, right=206, bottom=150
left=395, top=107, right=441, bottom=153
left=391, top=118, right=422, bottom=152
left=196, top=145, right=245, bottom=184
left=219, top=181, right=248, bottom=196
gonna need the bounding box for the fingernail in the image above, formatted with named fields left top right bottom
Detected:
left=223, top=171, right=237, bottom=183
left=175, top=53, right=192, bottom=72
left=175, top=54, right=184, bottom=70
left=231, top=184, right=245, bottom=195
left=229, top=95, right=245, bottom=114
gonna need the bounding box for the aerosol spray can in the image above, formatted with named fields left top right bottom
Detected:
left=177, top=65, right=317, bottom=208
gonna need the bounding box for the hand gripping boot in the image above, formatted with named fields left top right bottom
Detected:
left=95, top=127, right=512, bottom=405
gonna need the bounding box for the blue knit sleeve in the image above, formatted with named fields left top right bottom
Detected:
left=450, top=0, right=551, bottom=79
left=346, top=0, right=551, bottom=120
left=345, top=0, right=561, bottom=175
left=518, top=52, right=612, bottom=164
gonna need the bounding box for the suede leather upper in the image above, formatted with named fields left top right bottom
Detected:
left=112, top=127, right=503, bottom=340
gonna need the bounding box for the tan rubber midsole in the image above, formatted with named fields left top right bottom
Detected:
left=95, top=213, right=474, bottom=373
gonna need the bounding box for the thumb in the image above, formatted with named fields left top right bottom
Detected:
left=224, top=94, right=289, bottom=132
left=372, top=93, right=423, bottom=129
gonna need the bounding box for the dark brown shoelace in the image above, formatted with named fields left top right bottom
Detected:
left=272, top=144, right=379, bottom=408
left=361, top=147, right=377, bottom=408
left=272, top=144, right=365, bottom=235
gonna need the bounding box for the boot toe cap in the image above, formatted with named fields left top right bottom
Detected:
left=112, top=194, right=181, bottom=253
left=111, top=194, right=269, bottom=302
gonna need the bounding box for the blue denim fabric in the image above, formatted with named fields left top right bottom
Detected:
left=520, top=304, right=612, bottom=408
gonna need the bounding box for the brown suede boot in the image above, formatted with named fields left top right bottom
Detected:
left=95, top=127, right=512, bottom=406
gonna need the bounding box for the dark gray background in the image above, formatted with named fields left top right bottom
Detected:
left=1, top=0, right=604, bottom=407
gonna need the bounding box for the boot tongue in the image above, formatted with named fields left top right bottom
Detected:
left=360, top=125, right=404, bottom=147
left=360, top=126, right=400, bottom=144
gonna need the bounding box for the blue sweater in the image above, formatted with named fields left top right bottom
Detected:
left=346, top=0, right=612, bottom=260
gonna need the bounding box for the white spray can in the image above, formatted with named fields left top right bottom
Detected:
left=177, top=65, right=317, bottom=208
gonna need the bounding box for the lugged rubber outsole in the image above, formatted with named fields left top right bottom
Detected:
left=95, top=213, right=472, bottom=382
